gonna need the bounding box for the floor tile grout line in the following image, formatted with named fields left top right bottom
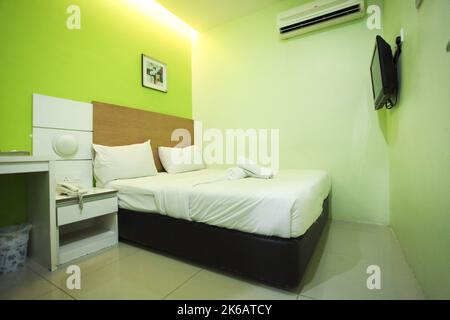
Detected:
left=25, top=244, right=140, bottom=300
left=43, top=248, right=197, bottom=300
left=27, top=265, right=79, bottom=300
left=50, top=249, right=142, bottom=300
left=26, top=265, right=77, bottom=300
left=161, top=268, right=204, bottom=300
left=1, top=266, right=55, bottom=300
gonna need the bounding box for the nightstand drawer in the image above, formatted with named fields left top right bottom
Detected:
left=57, top=197, right=118, bottom=226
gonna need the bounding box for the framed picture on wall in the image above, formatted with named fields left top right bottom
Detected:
left=142, top=54, right=167, bottom=92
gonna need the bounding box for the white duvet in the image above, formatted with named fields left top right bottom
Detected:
left=106, top=169, right=331, bottom=239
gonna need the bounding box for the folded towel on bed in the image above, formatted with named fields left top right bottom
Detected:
left=226, top=167, right=249, bottom=180
left=237, top=157, right=274, bottom=179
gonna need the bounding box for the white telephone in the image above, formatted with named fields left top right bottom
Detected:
left=56, top=182, right=89, bottom=209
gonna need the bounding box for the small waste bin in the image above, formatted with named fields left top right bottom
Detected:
left=0, top=224, right=32, bottom=274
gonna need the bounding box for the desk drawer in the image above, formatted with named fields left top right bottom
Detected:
left=57, top=197, right=118, bottom=226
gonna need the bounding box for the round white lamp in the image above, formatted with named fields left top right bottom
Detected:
left=52, top=134, right=79, bottom=158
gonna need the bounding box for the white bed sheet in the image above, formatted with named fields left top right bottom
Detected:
left=106, top=169, right=331, bottom=238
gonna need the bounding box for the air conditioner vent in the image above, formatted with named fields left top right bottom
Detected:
left=280, top=4, right=361, bottom=34
left=277, top=0, right=365, bottom=39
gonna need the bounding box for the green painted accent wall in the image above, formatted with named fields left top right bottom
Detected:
left=0, top=0, right=193, bottom=227
left=0, top=175, right=27, bottom=227
left=193, top=0, right=390, bottom=224
left=384, top=0, right=450, bottom=299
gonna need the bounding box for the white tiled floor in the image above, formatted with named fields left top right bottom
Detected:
left=0, top=220, right=425, bottom=300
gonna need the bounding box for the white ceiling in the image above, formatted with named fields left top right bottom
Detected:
left=157, top=0, right=284, bottom=31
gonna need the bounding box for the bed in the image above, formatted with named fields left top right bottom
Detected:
left=93, top=101, right=331, bottom=289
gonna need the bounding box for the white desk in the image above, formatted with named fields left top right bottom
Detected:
left=0, top=156, right=58, bottom=271
left=0, top=156, right=52, bottom=174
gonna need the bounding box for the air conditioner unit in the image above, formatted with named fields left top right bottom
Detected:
left=277, top=0, right=366, bottom=39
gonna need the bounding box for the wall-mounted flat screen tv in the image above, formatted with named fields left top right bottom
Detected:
left=370, top=35, right=398, bottom=110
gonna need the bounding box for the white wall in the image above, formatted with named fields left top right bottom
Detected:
left=192, top=0, right=389, bottom=224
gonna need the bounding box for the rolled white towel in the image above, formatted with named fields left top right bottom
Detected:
left=237, top=157, right=274, bottom=179
left=226, top=167, right=249, bottom=180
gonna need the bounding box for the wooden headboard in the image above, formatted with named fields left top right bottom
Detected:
left=93, top=101, right=194, bottom=172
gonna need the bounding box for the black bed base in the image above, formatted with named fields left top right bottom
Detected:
left=118, top=198, right=329, bottom=289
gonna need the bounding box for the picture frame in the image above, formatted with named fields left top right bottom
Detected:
left=142, top=54, right=167, bottom=92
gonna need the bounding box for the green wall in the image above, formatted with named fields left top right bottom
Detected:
left=0, top=0, right=193, bottom=227
left=193, top=0, right=390, bottom=224
left=384, top=0, right=450, bottom=299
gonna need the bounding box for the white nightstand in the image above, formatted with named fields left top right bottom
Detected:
left=56, top=188, right=118, bottom=265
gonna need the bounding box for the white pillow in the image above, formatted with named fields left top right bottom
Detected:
left=93, top=140, right=157, bottom=186
left=158, top=145, right=205, bottom=174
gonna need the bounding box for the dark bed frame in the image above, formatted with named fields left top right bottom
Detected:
left=118, top=198, right=329, bottom=289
